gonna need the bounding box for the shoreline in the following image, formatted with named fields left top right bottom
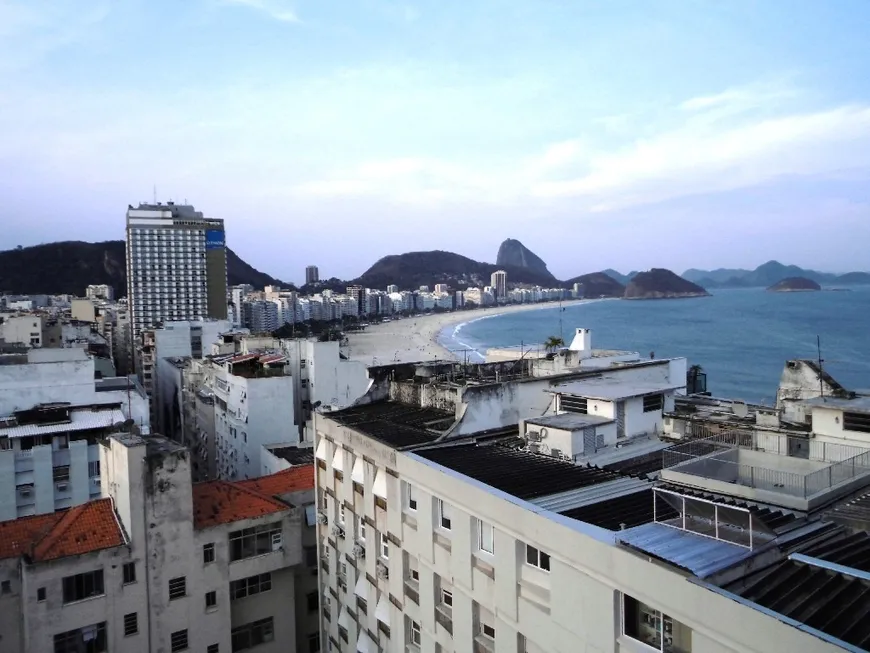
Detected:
left=344, top=299, right=589, bottom=366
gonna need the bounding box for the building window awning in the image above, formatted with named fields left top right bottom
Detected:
left=356, top=631, right=375, bottom=653
left=323, top=584, right=332, bottom=601
left=352, top=457, right=365, bottom=484
left=332, top=448, right=344, bottom=472
left=354, top=574, right=370, bottom=600
left=372, top=470, right=387, bottom=500
left=305, top=504, right=316, bottom=526
left=338, top=605, right=351, bottom=629
left=375, top=594, right=391, bottom=626
left=315, top=439, right=327, bottom=461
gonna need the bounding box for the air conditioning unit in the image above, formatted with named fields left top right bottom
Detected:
left=376, top=561, right=389, bottom=579
left=352, top=543, right=365, bottom=559
left=526, top=430, right=541, bottom=442
left=331, top=525, right=345, bottom=539
left=19, top=487, right=32, bottom=497
left=527, top=443, right=540, bottom=454
left=316, top=511, right=329, bottom=525
left=92, top=476, right=101, bottom=485
left=56, top=482, right=69, bottom=491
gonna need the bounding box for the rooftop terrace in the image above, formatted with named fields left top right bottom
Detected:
left=329, top=401, right=456, bottom=448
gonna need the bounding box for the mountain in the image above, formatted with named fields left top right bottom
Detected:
left=683, top=260, right=870, bottom=288
left=0, top=240, right=287, bottom=297
left=624, top=269, right=709, bottom=300
left=564, top=272, right=625, bottom=298
left=495, top=239, right=555, bottom=281
left=767, top=277, right=821, bottom=292
left=355, top=250, right=557, bottom=291
left=602, top=269, right=639, bottom=285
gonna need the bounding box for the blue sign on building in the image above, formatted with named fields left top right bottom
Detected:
left=205, top=229, right=225, bottom=249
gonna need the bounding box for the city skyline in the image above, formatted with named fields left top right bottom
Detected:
left=2, top=1, right=870, bottom=280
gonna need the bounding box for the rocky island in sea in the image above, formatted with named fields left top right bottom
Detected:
left=767, top=276, right=822, bottom=292
left=623, top=268, right=710, bottom=299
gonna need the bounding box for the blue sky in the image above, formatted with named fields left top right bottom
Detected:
left=1, top=0, right=870, bottom=282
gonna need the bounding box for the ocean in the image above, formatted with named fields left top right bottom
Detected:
left=438, top=287, right=870, bottom=404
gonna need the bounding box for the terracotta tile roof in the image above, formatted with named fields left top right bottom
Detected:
left=192, top=481, right=290, bottom=530
left=0, top=499, right=125, bottom=562
left=192, top=466, right=314, bottom=530
left=238, top=465, right=315, bottom=498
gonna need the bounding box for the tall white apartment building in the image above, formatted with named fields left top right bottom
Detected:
left=490, top=270, right=507, bottom=302
left=0, top=348, right=149, bottom=521
left=125, top=201, right=228, bottom=340
left=0, top=433, right=318, bottom=653
left=85, top=284, right=115, bottom=301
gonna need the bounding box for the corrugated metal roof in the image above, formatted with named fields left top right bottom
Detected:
left=0, top=408, right=127, bottom=438
left=617, top=522, right=754, bottom=579
left=529, top=477, right=650, bottom=513
left=229, top=353, right=258, bottom=364
left=258, top=354, right=286, bottom=365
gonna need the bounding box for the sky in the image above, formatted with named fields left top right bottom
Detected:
left=1, top=0, right=870, bottom=283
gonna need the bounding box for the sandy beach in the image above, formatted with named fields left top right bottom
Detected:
left=344, top=300, right=588, bottom=366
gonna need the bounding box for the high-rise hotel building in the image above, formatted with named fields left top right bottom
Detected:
left=125, top=202, right=228, bottom=337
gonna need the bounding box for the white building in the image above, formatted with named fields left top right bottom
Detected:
left=85, top=284, right=114, bottom=301
left=0, top=314, right=43, bottom=347
left=490, top=270, right=507, bottom=302
left=0, top=433, right=318, bottom=653
left=313, top=385, right=868, bottom=653
left=125, top=201, right=228, bottom=339
left=0, top=349, right=149, bottom=521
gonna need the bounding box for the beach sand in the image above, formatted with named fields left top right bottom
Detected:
left=344, top=300, right=587, bottom=366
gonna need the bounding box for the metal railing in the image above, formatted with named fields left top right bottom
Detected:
left=662, top=430, right=870, bottom=498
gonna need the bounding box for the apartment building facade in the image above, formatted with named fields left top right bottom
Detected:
left=125, top=202, right=228, bottom=341
left=314, top=400, right=861, bottom=653
left=0, top=433, right=317, bottom=653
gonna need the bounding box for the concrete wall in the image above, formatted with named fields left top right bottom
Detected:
left=0, top=315, right=43, bottom=347
left=244, top=374, right=296, bottom=479
left=0, top=359, right=96, bottom=414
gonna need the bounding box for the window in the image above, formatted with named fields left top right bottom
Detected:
left=230, top=573, right=272, bottom=600
left=304, top=545, right=317, bottom=567
left=408, top=619, right=422, bottom=646
left=62, top=570, right=105, bottom=603
left=561, top=396, right=588, bottom=414
left=643, top=393, right=664, bottom=413
left=356, top=515, right=366, bottom=542
left=231, top=617, right=274, bottom=651
left=229, top=523, right=283, bottom=561
left=623, top=594, right=691, bottom=652
left=0, top=580, right=9, bottom=594
left=123, top=562, right=136, bottom=584
left=124, top=612, right=138, bottom=636
left=307, top=633, right=321, bottom=653
left=307, top=591, right=319, bottom=612
left=380, top=533, right=389, bottom=560
left=54, top=622, right=107, bottom=653
left=203, top=542, right=215, bottom=564
left=208, top=646, right=220, bottom=653
left=169, top=576, right=187, bottom=600
left=406, top=484, right=418, bottom=511
left=37, top=587, right=46, bottom=601
left=206, top=590, right=217, bottom=610
left=171, top=629, right=189, bottom=652
left=481, top=623, right=496, bottom=640
left=53, top=466, right=70, bottom=482
left=441, top=589, right=453, bottom=607
left=478, top=521, right=494, bottom=554
left=525, top=545, right=551, bottom=572
left=411, top=568, right=419, bottom=582
left=844, top=411, right=870, bottom=434
left=338, top=503, right=346, bottom=525
left=88, top=460, right=101, bottom=477
left=438, top=500, right=452, bottom=530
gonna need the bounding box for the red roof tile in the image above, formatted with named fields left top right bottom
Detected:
left=238, top=465, right=315, bottom=498
left=0, top=499, right=125, bottom=562
left=192, top=481, right=290, bottom=530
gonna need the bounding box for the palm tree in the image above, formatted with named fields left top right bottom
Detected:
left=544, top=335, right=565, bottom=353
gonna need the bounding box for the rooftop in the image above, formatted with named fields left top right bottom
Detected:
left=525, top=413, right=614, bottom=429
left=417, top=442, right=621, bottom=501
left=329, top=401, right=455, bottom=448
left=804, top=395, right=870, bottom=415
left=192, top=466, right=314, bottom=529
left=265, top=445, right=315, bottom=466
left=0, top=406, right=127, bottom=438
left=549, top=377, right=684, bottom=400
left=0, top=498, right=125, bottom=562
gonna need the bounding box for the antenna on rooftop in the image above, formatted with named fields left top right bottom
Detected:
left=817, top=335, right=825, bottom=401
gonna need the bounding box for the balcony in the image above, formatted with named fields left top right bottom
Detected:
left=661, top=431, right=870, bottom=510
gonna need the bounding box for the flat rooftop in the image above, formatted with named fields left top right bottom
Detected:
left=804, top=395, right=870, bottom=414
left=525, top=413, right=614, bottom=429
left=329, top=400, right=456, bottom=448
left=550, top=377, right=683, bottom=400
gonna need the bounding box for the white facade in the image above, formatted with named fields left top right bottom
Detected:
left=125, top=202, right=228, bottom=337
left=0, top=315, right=43, bottom=347
left=85, top=284, right=114, bottom=301
left=314, top=411, right=850, bottom=653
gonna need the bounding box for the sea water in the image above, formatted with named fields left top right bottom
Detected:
left=439, top=287, right=870, bottom=403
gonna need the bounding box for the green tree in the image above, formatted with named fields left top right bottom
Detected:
left=544, top=335, right=565, bottom=353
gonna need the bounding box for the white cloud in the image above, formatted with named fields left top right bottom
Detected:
left=221, top=0, right=299, bottom=22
